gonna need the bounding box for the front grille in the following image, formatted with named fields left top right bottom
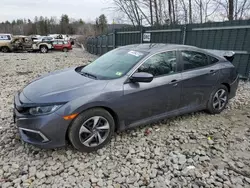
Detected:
left=22, top=130, right=44, bottom=142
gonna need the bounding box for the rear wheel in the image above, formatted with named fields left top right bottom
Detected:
left=1, top=47, right=9, bottom=53
left=207, top=85, right=229, bottom=114
left=68, top=108, right=115, bottom=152
left=40, top=46, right=48, bottom=53
left=63, top=47, right=68, bottom=52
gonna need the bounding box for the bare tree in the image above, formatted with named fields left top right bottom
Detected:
left=154, top=0, right=159, bottom=24
left=179, top=0, right=188, bottom=23
left=110, top=0, right=250, bottom=26
left=193, top=0, right=219, bottom=23
left=189, top=0, right=192, bottom=23
left=235, top=0, right=250, bottom=19
left=149, top=0, right=154, bottom=25
left=168, top=0, right=173, bottom=23
left=112, top=0, right=152, bottom=26
left=171, top=0, right=176, bottom=23
left=228, top=0, right=234, bottom=20
left=215, top=0, right=250, bottom=20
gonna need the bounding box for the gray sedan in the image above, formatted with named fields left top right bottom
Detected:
left=14, top=44, right=239, bottom=152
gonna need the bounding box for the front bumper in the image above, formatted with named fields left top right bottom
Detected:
left=14, top=93, right=70, bottom=149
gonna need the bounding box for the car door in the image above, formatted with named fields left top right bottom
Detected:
left=122, top=50, right=182, bottom=125
left=52, top=41, right=60, bottom=50
left=179, top=50, right=220, bottom=109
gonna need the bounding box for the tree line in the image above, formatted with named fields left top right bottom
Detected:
left=0, top=14, right=108, bottom=36
left=1, top=1, right=249, bottom=36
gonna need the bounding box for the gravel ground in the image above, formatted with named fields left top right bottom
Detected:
left=0, top=48, right=250, bottom=188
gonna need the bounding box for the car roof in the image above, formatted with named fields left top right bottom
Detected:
left=119, top=43, right=201, bottom=53
left=119, top=43, right=225, bottom=60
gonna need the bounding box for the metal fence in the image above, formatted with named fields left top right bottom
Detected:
left=86, top=20, right=250, bottom=79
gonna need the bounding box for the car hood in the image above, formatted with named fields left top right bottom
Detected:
left=22, top=67, right=108, bottom=103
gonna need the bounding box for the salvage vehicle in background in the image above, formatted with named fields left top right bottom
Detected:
left=9, top=36, right=53, bottom=53
left=0, top=33, right=13, bottom=42
left=0, top=40, right=13, bottom=52
left=49, top=34, right=75, bottom=45
left=33, top=36, right=54, bottom=42
left=13, top=43, right=239, bottom=152
left=52, top=40, right=72, bottom=52
left=0, top=34, right=14, bottom=52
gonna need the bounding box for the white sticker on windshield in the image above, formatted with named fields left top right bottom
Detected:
left=128, top=50, right=143, bottom=57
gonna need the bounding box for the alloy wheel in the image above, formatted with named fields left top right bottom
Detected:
left=213, top=89, right=227, bottom=110
left=41, top=47, right=47, bottom=53
left=79, top=116, right=110, bottom=147
left=2, top=47, right=8, bottom=53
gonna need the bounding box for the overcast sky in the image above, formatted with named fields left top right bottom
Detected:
left=0, top=0, right=113, bottom=23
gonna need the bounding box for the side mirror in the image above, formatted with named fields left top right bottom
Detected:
left=130, top=72, right=153, bottom=83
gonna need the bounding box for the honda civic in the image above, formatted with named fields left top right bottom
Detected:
left=13, top=44, right=239, bottom=152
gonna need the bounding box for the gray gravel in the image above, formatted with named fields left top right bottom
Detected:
left=0, top=48, right=250, bottom=188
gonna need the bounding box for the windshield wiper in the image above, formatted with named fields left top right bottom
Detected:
left=80, top=71, right=97, bottom=79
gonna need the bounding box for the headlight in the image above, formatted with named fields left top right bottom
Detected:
left=29, top=105, right=62, bottom=115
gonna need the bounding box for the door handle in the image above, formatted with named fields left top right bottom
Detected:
left=209, top=70, right=216, bottom=75
left=170, top=79, right=178, bottom=86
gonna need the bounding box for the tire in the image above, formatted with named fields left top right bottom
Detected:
left=63, top=47, right=68, bottom=52
left=207, top=85, right=229, bottom=114
left=1, top=47, right=9, bottom=53
left=40, top=46, right=48, bottom=53
left=68, top=108, right=115, bottom=152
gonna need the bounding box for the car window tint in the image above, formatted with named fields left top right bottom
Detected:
left=181, top=51, right=208, bottom=70
left=82, top=48, right=148, bottom=79
left=209, top=55, right=219, bottom=64
left=138, top=51, right=177, bottom=77
left=53, top=41, right=57, bottom=44
left=64, top=41, right=68, bottom=44
left=58, top=41, right=63, bottom=45
left=0, top=35, right=10, bottom=40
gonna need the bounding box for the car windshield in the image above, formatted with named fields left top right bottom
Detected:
left=81, top=48, right=148, bottom=79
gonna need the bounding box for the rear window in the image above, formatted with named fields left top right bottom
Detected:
left=44, top=37, right=53, bottom=40
left=0, top=35, right=11, bottom=40
left=208, top=55, right=219, bottom=64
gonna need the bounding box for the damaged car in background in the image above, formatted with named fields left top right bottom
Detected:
left=0, top=36, right=53, bottom=53
left=11, top=36, right=53, bottom=53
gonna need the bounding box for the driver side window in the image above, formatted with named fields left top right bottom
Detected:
left=137, top=51, right=177, bottom=77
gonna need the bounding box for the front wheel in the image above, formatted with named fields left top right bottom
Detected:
left=207, top=85, right=229, bottom=114
left=63, top=47, right=68, bottom=52
left=68, top=108, right=115, bottom=152
left=40, top=46, right=48, bottom=53
left=1, top=47, right=9, bottom=53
